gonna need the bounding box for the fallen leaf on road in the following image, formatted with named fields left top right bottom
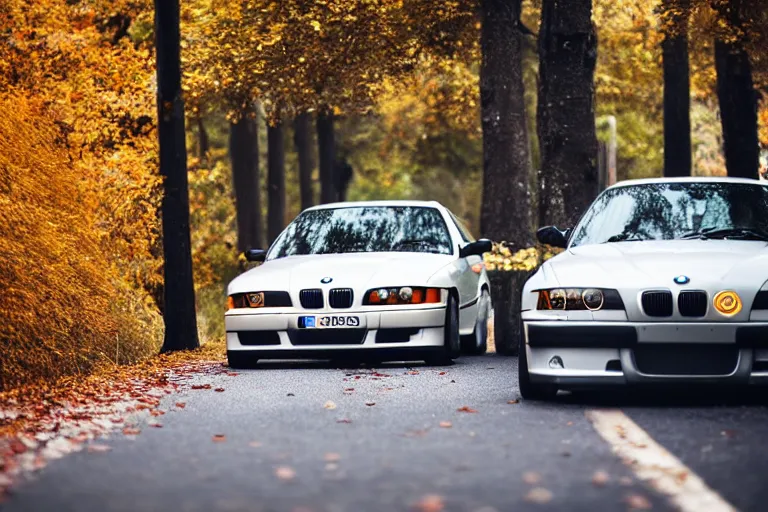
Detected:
left=287, top=393, right=295, bottom=397
left=324, top=401, right=337, bottom=410
left=365, top=401, right=376, bottom=406
left=324, top=452, right=341, bottom=462
left=523, top=471, right=542, bottom=485
left=336, top=418, right=352, bottom=424
left=412, top=494, right=444, bottom=512
left=486, top=367, right=495, bottom=370
left=212, top=434, right=226, bottom=442
left=566, top=421, right=573, bottom=426
left=175, top=402, right=186, bottom=408
left=408, top=371, right=420, bottom=375
left=592, top=470, right=610, bottom=487
left=226, top=372, right=239, bottom=376
left=344, top=388, right=355, bottom=392
left=191, top=384, right=212, bottom=390
left=149, top=422, right=163, bottom=428
left=214, top=388, right=225, bottom=392
left=524, top=488, right=552, bottom=504
left=438, top=372, right=447, bottom=376
left=249, top=441, right=262, bottom=448
left=9, top=439, right=27, bottom=454
left=439, top=421, right=453, bottom=428
left=122, top=427, right=141, bottom=436
left=87, top=444, right=112, bottom=453
left=457, top=406, right=477, bottom=413
left=275, top=466, right=296, bottom=481
left=624, top=494, right=652, bottom=510
left=507, top=399, right=520, bottom=404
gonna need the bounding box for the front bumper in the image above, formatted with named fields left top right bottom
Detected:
left=523, top=320, right=768, bottom=387
left=225, top=305, right=446, bottom=355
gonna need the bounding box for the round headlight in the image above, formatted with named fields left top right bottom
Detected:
left=549, top=289, right=566, bottom=310
left=714, top=290, right=742, bottom=316
left=582, top=289, right=604, bottom=310
left=377, top=288, right=390, bottom=301
left=398, top=287, right=413, bottom=301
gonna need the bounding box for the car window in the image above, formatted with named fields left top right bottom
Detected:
left=570, top=182, right=768, bottom=247
left=447, top=211, right=475, bottom=243
left=267, top=206, right=454, bottom=259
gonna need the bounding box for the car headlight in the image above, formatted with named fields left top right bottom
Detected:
left=536, top=288, right=624, bottom=311
left=227, top=291, right=292, bottom=309
left=363, top=287, right=442, bottom=305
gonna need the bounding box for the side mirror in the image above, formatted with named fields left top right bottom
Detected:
left=459, top=239, right=493, bottom=258
left=536, top=226, right=569, bottom=248
left=244, top=249, right=267, bottom=262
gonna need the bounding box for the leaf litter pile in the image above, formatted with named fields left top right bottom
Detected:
left=0, top=346, right=227, bottom=500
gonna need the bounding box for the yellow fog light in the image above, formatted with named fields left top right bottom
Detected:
left=713, top=291, right=742, bottom=316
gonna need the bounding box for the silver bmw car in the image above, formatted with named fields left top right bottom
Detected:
left=519, top=177, right=768, bottom=400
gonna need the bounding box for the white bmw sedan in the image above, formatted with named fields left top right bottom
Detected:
left=520, top=177, right=768, bottom=400
left=225, top=201, right=493, bottom=368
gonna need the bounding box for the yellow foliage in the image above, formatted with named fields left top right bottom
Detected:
left=484, top=243, right=563, bottom=272
left=0, top=95, right=162, bottom=390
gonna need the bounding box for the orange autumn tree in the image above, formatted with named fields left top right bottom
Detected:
left=0, top=0, right=164, bottom=389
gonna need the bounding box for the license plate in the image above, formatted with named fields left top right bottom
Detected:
left=299, top=315, right=361, bottom=329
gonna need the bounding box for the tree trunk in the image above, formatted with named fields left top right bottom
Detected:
left=479, top=0, right=533, bottom=250
left=537, top=0, right=599, bottom=229
left=267, top=121, right=286, bottom=243
left=661, top=0, right=692, bottom=177
left=317, top=109, right=337, bottom=204
left=293, top=112, right=314, bottom=210
left=154, top=0, right=199, bottom=352
left=229, top=113, right=263, bottom=252
left=714, top=0, right=759, bottom=179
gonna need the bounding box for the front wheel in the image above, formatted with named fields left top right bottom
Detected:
left=517, top=323, right=558, bottom=400
left=425, top=292, right=460, bottom=366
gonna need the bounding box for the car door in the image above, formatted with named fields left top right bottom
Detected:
left=446, top=210, right=482, bottom=310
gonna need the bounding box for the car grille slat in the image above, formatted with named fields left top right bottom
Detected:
left=678, top=291, right=707, bottom=317
left=299, top=289, right=324, bottom=309
left=288, top=329, right=367, bottom=345
left=633, top=344, right=739, bottom=376
left=329, top=288, right=354, bottom=309
left=641, top=290, right=673, bottom=317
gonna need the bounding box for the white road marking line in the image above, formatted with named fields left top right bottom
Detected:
left=585, top=409, right=738, bottom=512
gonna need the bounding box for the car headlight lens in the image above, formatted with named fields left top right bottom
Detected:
left=713, top=290, right=742, bottom=316
left=227, top=291, right=292, bottom=309
left=536, top=288, right=623, bottom=311
left=364, top=287, right=441, bottom=305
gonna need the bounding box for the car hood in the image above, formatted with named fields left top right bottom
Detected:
left=227, top=252, right=455, bottom=295
left=545, top=240, right=768, bottom=289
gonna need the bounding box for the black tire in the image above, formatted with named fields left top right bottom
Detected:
left=460, top=290, right=489, bottom=355
left=425, top=292, right=460, bottom=365
left=227, top=350, right=258, bottom=369
left=517, top=323, right=558, bottom=400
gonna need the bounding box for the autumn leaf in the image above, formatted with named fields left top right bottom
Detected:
left=336, top=418, right=352, bottom=424
left=365, top=401, right=376, bottom=406
left=324, top=452, right=341, bottom=462
left=191, top=384, right=212, bottom=390
left=624, top=494, right=652, bottom=510
left=592, top=470, right=610, bottom=487
left=275, top=466, right=296, bottom=481
left=87, top=444, right=112, bottom=453
left=324, top=401, right=337, bottom=410
left=524, top=488, right=553, bottom=504
left=122, top=427, right=141, bottom=436
left=214, top=388, right=225, bottom=392
left=507, top=399, right=520, bottom=405
left=523, top=471, right=542, bottom=485
left=456, top=406, right=477, bottom=413
left=412, top=494, right=445, bottom=512
left=439, top=421, right=452, bottom=428
left=175, top=402, right=186, bottom=409
left=212, top=434, right=226, bottom=442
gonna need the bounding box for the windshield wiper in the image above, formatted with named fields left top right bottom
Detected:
left=606, top=233, right=645, bottom=243
left=680, top=227, right=768, bottom=241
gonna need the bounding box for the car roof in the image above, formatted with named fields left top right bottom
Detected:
left=606, top=176, right=767, bottom=191
left=303, top=200, right=445, bottom=212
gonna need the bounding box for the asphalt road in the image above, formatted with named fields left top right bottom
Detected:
left=4, top=355, right=767, bottom=512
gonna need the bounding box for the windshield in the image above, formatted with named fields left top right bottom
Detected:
left=267, top=206, right=453, bottom=259
left=570, top=182, right=768, bottom=247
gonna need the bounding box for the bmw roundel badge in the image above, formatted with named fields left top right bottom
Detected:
left=673, top=275, right=690, bottom=285
left=320, top=277, right=333, bottom=284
